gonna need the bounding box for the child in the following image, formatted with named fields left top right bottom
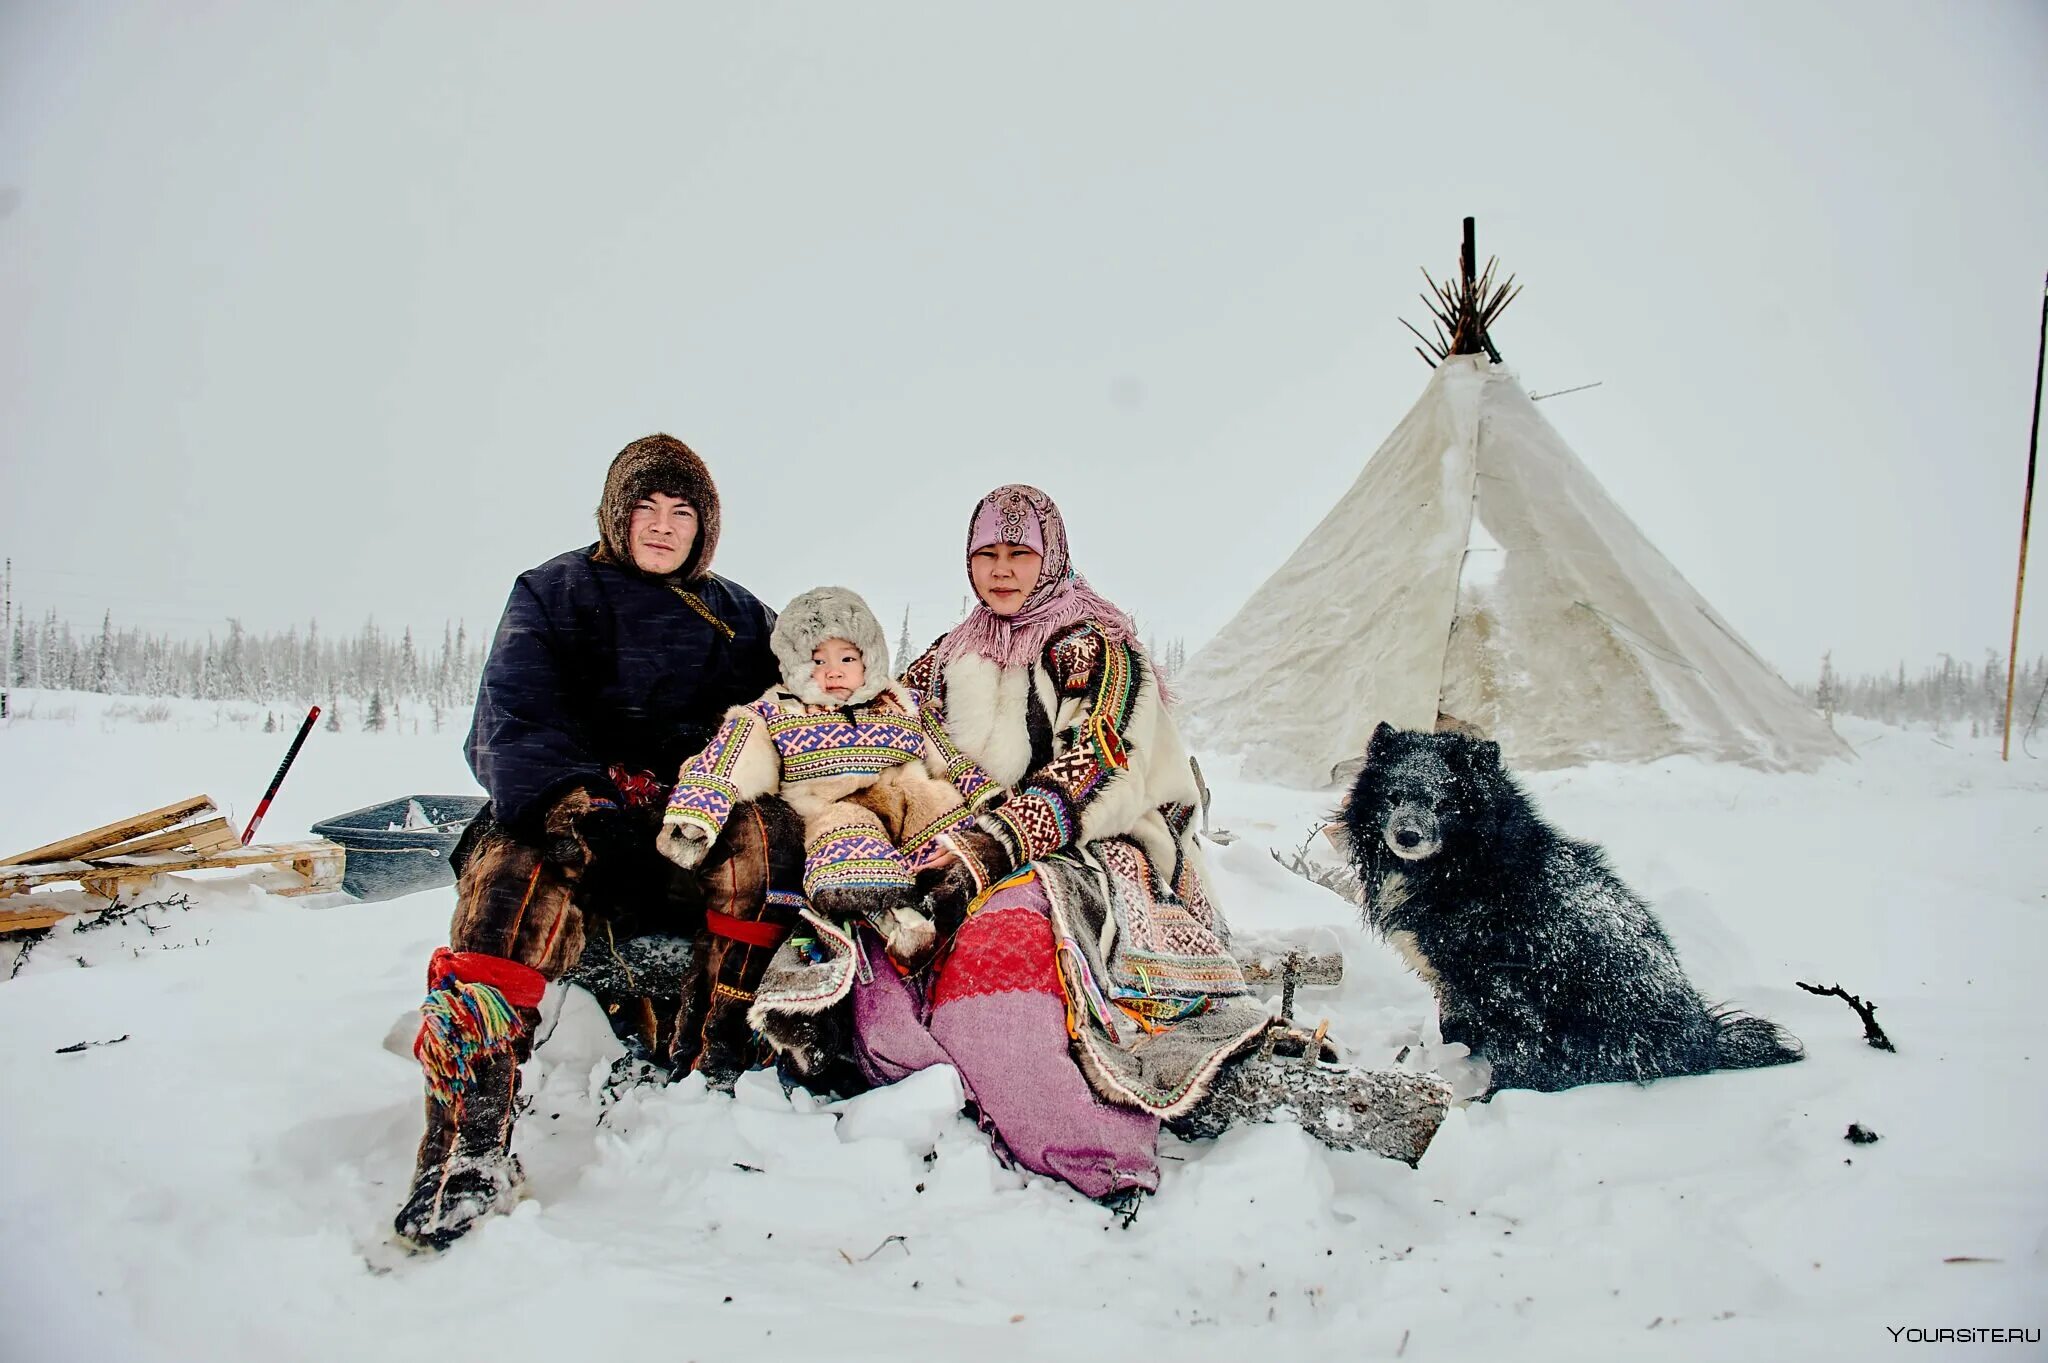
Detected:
left=657, top=586, right=1001, bottom=966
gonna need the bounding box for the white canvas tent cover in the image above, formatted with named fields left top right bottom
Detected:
left=1180, top=355, right=1850, bottom=787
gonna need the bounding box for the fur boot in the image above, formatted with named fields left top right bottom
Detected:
left=394, top=1024, right=532, bottom=1250
left=393, top=947, right=548, bottom=1250
left=670, top=797, right=808, bottom=1087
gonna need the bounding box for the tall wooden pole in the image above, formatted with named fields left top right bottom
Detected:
left=2001, top=273, right=2047, bottom=761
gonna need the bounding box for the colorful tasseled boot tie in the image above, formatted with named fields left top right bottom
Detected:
left=412, top=947, right=546, bottom=1106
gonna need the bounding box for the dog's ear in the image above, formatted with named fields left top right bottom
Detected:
left=1366, top=721, right=1398, bottom=761
left=1470, top=739, right=1502, bottom=773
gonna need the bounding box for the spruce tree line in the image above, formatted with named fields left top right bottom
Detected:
left=4, top=610, right=486, bottom=723
left=1806, top=651, right=2048, bottom=737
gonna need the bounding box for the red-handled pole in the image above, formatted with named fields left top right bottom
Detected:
left=243, top=705, right=321, bottom=845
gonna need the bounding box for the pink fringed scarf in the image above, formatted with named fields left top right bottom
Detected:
left=935, top=485, right=1141, bottom=672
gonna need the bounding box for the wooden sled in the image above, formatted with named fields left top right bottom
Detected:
left=0, top=795, right=345, bottom=932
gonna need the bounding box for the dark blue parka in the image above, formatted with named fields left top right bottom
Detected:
left=465, top=545, right=778, bottom=838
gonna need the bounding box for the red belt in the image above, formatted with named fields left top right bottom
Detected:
left=705, top=908, right=791, bottom=949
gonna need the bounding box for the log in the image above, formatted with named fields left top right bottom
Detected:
left=1172, top=1055, right=1452, bottom=1165
left=0, top=796, right=216, bottom=867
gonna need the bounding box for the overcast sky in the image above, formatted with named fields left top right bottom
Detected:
left=2, top=2, right=2043, bottom=680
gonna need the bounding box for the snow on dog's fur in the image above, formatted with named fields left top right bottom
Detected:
left=1343, top=723, right=1802, bottom=1094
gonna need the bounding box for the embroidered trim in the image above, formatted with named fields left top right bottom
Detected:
left=667, top=583, right=736, bottom=640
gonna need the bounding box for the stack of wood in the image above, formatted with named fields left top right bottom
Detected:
left=0, top=796, right=343, bottom=932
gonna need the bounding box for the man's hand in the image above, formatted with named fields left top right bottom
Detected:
left=656, top=818, right=712, bottom=870
left=541, top=789, right=642, bottom=873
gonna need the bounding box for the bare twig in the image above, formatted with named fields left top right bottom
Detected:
left=1796, top=980, right=1896, bottom=1052
left=1269, top=825, right=1362, bottom=905
left=55, top=1033, right=129, bottom=1054
left=5, top=927, right=48, bottom=978
left=1400, top=316, right=1448, bottom=362
left=71, top=891, right=193, bottom=936
left=838, top=1234, right=909, bottom=1264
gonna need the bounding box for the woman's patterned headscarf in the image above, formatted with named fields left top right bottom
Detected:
left=935, top=484, right=1139, bottom=671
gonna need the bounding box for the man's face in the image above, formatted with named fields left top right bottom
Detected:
left=810, top=637, right=866, bottom=701
left=628, top=492, right=697, bottom=574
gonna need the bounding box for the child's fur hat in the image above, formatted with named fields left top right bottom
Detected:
left=596, top=434, right=720, bottom=581
left=771, top=586, right=891, bottom=706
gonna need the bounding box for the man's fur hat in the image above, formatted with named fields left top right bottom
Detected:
left=597, top=434, right=720, bottom=581
left=771, top=586, right=891, bottom=706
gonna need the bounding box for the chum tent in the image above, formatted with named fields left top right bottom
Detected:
left=1179, top=349, right=1850, bottom=788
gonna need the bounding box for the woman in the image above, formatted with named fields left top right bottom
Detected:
left=747, top=485, right=1447, bottom=1200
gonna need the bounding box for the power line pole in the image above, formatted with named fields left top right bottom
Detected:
left=2002, top=272, right=2046, bottom=761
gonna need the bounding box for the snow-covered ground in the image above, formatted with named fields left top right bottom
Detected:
left=1, top=691, right=2043, bottom=1361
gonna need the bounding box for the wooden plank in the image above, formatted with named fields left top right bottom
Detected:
left=191, top=822, right=246, bottom=853
left=0, top=840, right=344, bottom=898
left=0, top=796, right=217, bottom=868
left=2, top=840, right=347, bottom=923
left=77, top=840, right=342, bottom=890
left=86, top=817, right=237, bottom=863
left=0, top=903, right=74, bottom=932
left=271, top=846, right=346, bottom=896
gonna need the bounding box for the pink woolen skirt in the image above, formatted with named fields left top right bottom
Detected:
left=849, top=872, right=1161, bottom=1199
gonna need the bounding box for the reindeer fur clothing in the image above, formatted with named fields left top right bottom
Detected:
left=908, top=627, right=1269, bottom=1115
left=662, top=590, right=1002, bottom=951
left=663, top=683, right=998, bottom=907
left=749, top=622, right=1270, bottom=1120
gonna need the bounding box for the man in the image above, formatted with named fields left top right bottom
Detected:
left=395, top=433, right=807, bottom=1251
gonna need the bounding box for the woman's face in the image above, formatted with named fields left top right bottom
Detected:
left=970, top=542, right=1043, bottom=616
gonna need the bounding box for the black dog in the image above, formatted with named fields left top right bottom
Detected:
left=1344, top=723, right=1802, bottom=1094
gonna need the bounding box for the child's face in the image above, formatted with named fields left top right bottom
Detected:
left=810, top=637, right=866, bottom=701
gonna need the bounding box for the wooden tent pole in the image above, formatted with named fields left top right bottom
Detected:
left=2002, top=272, right=2047, bottom=761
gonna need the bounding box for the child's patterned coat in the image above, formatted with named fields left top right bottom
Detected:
left=658, top=680, right=1002, bottom=958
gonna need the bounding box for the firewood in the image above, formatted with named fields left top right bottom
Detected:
left=0, top=796, right=216, bottom=867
